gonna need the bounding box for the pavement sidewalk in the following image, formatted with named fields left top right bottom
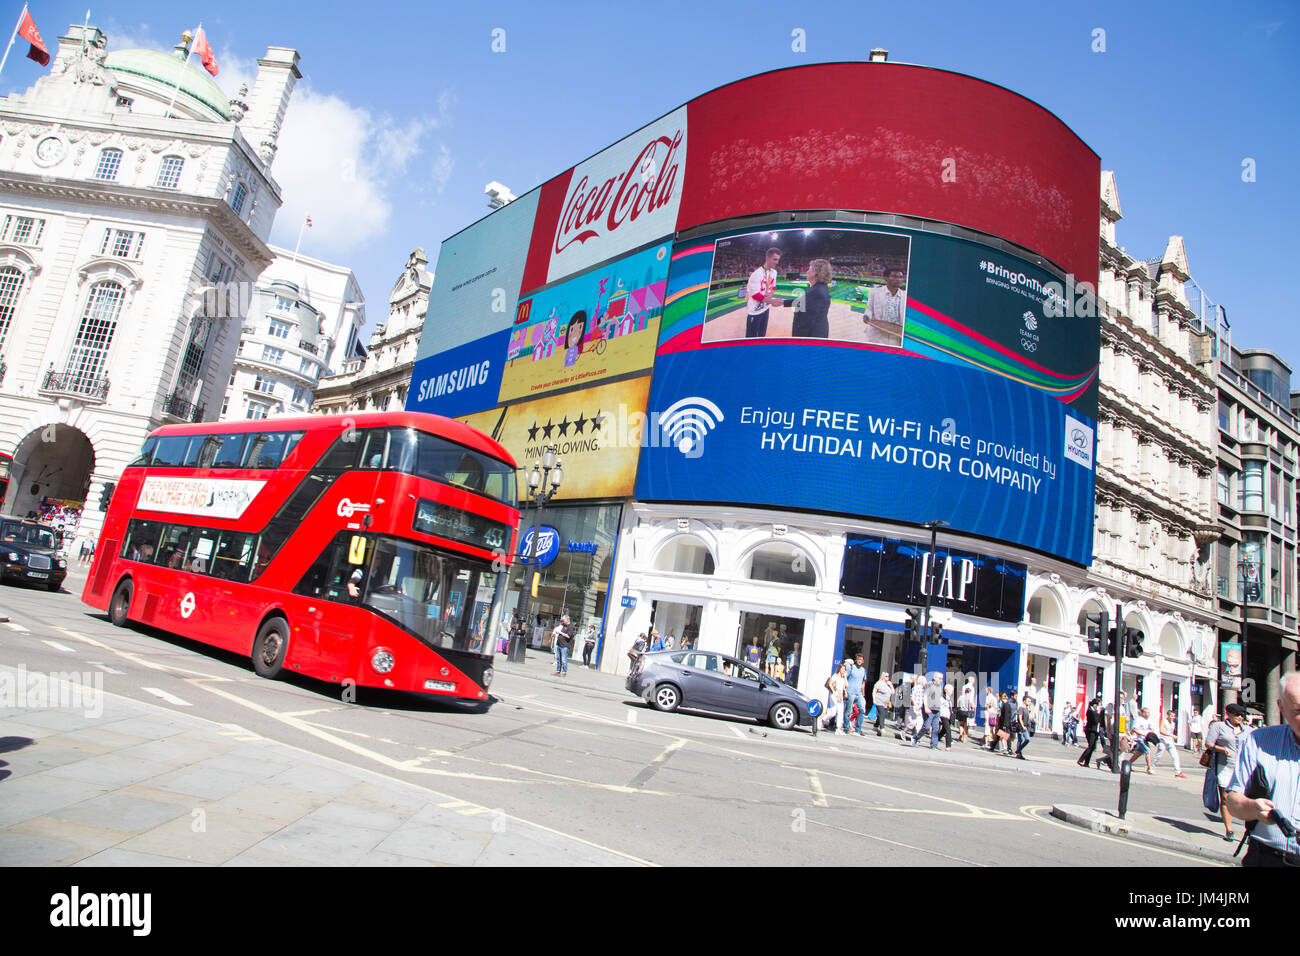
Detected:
left=1051, top=803, right=1242, bottom=865
left=0, top=663, right=641, bottom=867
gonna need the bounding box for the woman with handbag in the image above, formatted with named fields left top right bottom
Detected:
left=820, top=663, right=849, bottom=735
left=1203, top=703, right=1247, bottom=841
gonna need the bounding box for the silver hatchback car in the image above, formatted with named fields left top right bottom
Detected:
left=626, top=649, right=814, bottom=731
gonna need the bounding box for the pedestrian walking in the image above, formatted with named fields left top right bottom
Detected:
left=940, top=683, right=954, bottom=750
left=627, top=632, right=648, bottom=671
left=582, top=624, right=598, bottom=668
left=1151, top=709, right=1185, bottom=777
left=984, top=686, right=999, bottom=747
left=1190, top=709, right=1204, bottom=752
left=909, top=674, right=926, bottom=742
left=1224, top=673, right=1300, bottom=866
left=870, top=672, right=892, bottom=737
left=845, top=654, right=868, bottom=735
left=820, top=662, right=849, bottom=734
left=956, top=680, right=975, bottom=744
left=1061, top=701, right=1080, bottom=747
left=551, top=615, right=573, bottom=676
left=990, top=691, right=1014, bottom=754
left=913, top=674, right=944, bottom=749
left=650, top=629, right=665, bottom=652
left=1129, top=708, right=1156, bottom=774
left=1014, top=693, right=1033, bottom=759
left=1205, top=703, right=1249, bottom=842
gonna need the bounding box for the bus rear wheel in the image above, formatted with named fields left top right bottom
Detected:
left=252, top=617, right=289, bottom=679
left=109, top=580, right=133, bottom=626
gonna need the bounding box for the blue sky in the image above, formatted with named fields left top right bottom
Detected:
left=5, top=0, right=1298, bottom=373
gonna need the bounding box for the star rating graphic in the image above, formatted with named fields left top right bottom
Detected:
left=526, top=410, right=607, bottom=441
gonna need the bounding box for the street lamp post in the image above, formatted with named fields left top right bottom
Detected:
left=918, top=520, right=949, bottom=678
left=508, top=446, right=563, bottom=664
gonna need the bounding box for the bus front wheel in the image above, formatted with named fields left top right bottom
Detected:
left=109, top=580, right=133, bottom=627
left=252, top=617, right=289, bottom=679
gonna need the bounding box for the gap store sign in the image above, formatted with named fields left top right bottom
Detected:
left=840, top=534, right=1027, bottom=624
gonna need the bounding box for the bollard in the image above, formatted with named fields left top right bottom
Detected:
left=1117, top=758, right=1132, bottom=819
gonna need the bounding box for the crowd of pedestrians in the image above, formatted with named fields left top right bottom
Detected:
left=811, top=660, right=1228, bottom=780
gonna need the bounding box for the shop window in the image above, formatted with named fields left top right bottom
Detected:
left=652, top=534, right=715, bottom=574
left=744, top=542, right=816, bottom=587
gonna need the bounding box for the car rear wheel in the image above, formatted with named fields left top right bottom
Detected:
left=652, top=683, right=681, bottom=713
left=252, top=617, right=290, bottom=679
left=109, top=580, right=133, bottom=626
left=769, top=701, right=799, bottom=730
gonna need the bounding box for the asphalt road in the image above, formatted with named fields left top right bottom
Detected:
left=1, top=570, right=1218, bottom=867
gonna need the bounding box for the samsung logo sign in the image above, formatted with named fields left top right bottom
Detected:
left=416, top=360, right=492, bottom=403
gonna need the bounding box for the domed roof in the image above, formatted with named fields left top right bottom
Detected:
left=103, top=48, right=230, bottom=120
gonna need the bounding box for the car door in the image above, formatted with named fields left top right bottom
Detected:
left=713, top=656, right=766, bottom=718
left=676, top=652, right=723, bottom=709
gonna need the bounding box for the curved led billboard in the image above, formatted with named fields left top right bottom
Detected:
left=636, top=221, right=1098, bottom=565
left=520, top=62, right=1097, bottom=296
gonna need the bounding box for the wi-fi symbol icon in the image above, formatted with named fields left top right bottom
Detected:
left=659, top=397, right=724, bottom=456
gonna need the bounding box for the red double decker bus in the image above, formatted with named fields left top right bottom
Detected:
left=82, top=412, right=519, bottom=701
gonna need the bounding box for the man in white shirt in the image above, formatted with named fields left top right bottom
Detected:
left=865, top=268, right=906, bottom=329
left=745, top=247, right=782, bottom=338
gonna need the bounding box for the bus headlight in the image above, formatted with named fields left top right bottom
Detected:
left=6, top=552, right=17, bottom=562
left=370, top=649, right=395, bottom=674
left=482, top=666, right=493, bottom=689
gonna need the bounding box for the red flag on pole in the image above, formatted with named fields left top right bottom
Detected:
left=18, top=8, right=49, bottom=66
left=191, top=27, right=218, bottom=77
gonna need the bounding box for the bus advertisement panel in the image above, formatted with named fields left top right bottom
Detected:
left=82, top=413, right=520, bottom=702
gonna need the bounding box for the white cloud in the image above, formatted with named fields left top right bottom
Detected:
left=267, top=82, right=456, bottom=253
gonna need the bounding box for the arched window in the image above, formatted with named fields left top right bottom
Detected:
left=744, top=542, right=816, bottom=587
left=66, top=281, right=124, bottom=393
left=1026, top=588, right=1064, bottom=629
left=0, top=265, right=26, bottom=353
left=95, top=148, right=123, bottom=181
left=652, top=535, right=715, bottom=575
left=156, top=156, right=184, bottom=189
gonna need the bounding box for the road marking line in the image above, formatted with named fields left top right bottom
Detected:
left=86, top=661, right=126, bottom=675
left=808, top=818, right=988, bottom=866
left=141, top=687, right=192, bottom=707
left=728, top=725, right=747, bottom=739
left=281, top=707, right=346, bottom=717
left=457, top=807, right=491, bottom=815
left=5, top=621, right=29, bottom=632
left=41, top=639, right=75, bottom=653
left=171, top=679, right=656, bottom=866
left=440, top=800, right=472, bottom=808
left=808, top=771, right=828, bottom=807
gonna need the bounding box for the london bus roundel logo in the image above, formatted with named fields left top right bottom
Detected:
left=337, top=498, right=372, bottom=518
left=180, top=592, right=196, bottom=619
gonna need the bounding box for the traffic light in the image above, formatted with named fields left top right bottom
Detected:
left=98, top=482, right=115, bottom=511
left=1124, top=627, right=1144, bottom=659
left=1085, top=610, right=1109, bottom=654
left=930, top=621, right=945, bottom=644
left=904, top=606, right=922, bottom=642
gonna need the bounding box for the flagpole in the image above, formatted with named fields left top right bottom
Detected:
left=291, top=218, right=308, bottom=263
left=0, top=4, right=29, bottom=80
left=163, top=23, right=199, bottom=118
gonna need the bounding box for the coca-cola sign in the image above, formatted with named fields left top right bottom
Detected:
left=547, top=106, right=687, bottom=283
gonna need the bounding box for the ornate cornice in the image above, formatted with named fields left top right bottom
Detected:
left=0, top=169, right=273, bottom=268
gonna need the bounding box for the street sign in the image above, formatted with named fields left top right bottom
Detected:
left=620, top=595, right=637, bottom=609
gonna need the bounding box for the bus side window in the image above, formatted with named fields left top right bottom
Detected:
left=152, top=436, right=190, bottom=467
left=195, top=435, right=223, bottom=469
left=214, top=434, right=249, bottom=469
